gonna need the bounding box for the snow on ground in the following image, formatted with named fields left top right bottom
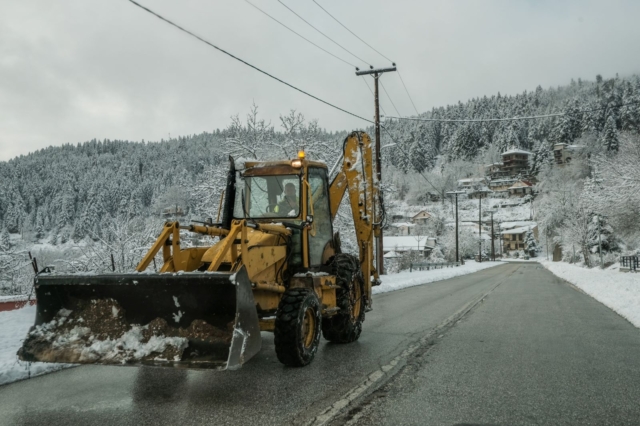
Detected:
left=541, top=260, right=640, bottom=328
left=0, top=305, right=70, bottom=386
left=374, top=260, right=501, bottom=295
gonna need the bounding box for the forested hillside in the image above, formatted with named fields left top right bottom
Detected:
left=0, top=107, right=346, bottom=244
left=1, top=74, right=640, bottom=294
left=2, top=74, right=639, bottom=246
left=381, top=74, right=640, bottom=172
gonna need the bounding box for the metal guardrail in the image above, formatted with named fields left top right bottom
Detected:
left=410, top=261, right=461, bottom=272
left=620, top=256, right=639, bottom=272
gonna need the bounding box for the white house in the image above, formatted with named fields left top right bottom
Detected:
left=390, top=222, right=415, bottom=236
left=500, top=221, right=538, bottom=252
left=411, top=210, right=432, bottom=225
left=384, top=236, right=437, bottom=257
left=508, top=180, right=534, bottom=197
left=457, top=177, right=486, bottom=189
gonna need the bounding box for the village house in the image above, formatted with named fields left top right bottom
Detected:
left=457, top=177, right=486, bottom=190
left=500, top=148, right=532, bottom=177
left=500, top=222, right=538, bottom=252
left=383, top=236, right=437, bottom=257
left=483, top=148, right=532, bottom=180
left=162, top=206, right=186, bottom=217
left=488, top=178, right=516, bottom=192
left=508, top=180, right=534, bottom=197
left=484, top=162, right=507, bottom=179
left=467, top=187, right=493, bottom=200
left=411, top=210, right=432, bottom=225
left=390, top=222, right=415, bottom=236
left=553, top=143, right=583, bottom=166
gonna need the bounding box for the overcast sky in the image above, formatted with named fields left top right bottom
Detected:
left=1, top=0, right=639, bottom=161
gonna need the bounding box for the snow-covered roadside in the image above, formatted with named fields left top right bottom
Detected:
left=374, top=260, right=502, bottom=295
left=0, top=261, right=501, bottom=386
left=541, top=260, right=640, bottom=328
left=0, top=305, right=70, bottom=386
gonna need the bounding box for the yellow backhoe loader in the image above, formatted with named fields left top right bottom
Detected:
left=19, top=131, right=382, bottom=369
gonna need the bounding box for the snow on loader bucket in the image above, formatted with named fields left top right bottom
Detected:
left=18, top=267, right=261, bottom=370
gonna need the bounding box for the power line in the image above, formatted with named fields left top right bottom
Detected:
left=379, top=80, right=401, bottom=117
left=382, top=100, right=640, bottom=123
left=383, top=112, right=563, bottom=123
left=397, top=71, right=420, bottom=116
left=243, top=0, right=356, bottom=68
left=128, top=0, right=373, bottom=125
left=311, top=0, right=393, bottom=64
left=309, top=1, right=421, bottom=117
left=276, top=0, right=371, bottom=67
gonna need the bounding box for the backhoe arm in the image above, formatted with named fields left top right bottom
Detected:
left=329, top=132, right=381, bottom=304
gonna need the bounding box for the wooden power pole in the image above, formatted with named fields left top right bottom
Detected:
left=355, top=65, right=396, bottom=275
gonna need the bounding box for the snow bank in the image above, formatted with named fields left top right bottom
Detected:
left=373, top=261, right=501, bottom=295
left=541, top=261, right=640, bottom=328
left=0, top=305, right=70, bottom=386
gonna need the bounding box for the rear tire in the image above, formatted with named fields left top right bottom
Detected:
left=274, top=288, right=321, bottom=367
left=322, top=253, right=365, bottom=343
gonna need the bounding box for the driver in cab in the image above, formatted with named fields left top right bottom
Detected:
left=275, top=183, right=298, bottom=215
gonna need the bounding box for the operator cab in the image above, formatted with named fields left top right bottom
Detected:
left=235, top=154, right=334, bottom=268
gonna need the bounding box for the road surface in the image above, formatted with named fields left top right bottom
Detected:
left=1, top=263, right=639, bottom=425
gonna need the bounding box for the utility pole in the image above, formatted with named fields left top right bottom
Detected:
left=597, top=214, right=603, bottom=269
left=499, top=221, right=503, bottom=257
left=546, top=228, right=549, bottom=261
left=489, top=210, right=496, bottom=261
left=447, top=191, right=465, bottom=263
left=355, top=65, right=397, bottom=275
left=478, top=195, right=482, bottom=262
left=476, top=190, right=489, bottom=262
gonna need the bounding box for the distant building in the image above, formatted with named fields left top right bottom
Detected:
left=457, top=177, right=486, bottom=189
left=553, top=143, right=583, bottom=166
left=467, top=187, right=493, bottom=200
left=500, top=222, right=538, bottom=252
left=391, top=222, right=415, bottom=236
left=488, top=178, right=516, bottom=191
left=162, top=206, right=186, bottom=217
left=411, top=210, right=432, bottom=225
left=500, top=148, right=532, bottom=177
left=507, top=180, right=534, bottom=198
left=484, top=162, right=509, bottom=179
left=384, top=236, right=436, bottom=257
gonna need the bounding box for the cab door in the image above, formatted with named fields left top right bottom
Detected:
left=307, top=167, right=333, bottom=266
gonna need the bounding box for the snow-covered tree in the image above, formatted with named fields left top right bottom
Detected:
left=600, top=114, right=619, bottom=152
left=524, top=229, right=538, bottom=257
left=0, top=223, right=10, bottom=251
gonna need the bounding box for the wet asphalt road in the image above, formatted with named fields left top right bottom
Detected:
left=346, top=263, right=640, bottom=426
left=1, top=263, right=639, bottom=425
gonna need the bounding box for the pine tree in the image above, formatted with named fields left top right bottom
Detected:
left=0, top=223, right=10, bottom=250
left=600, top=115, right=619, bottom=152
left=529, top=140, right=551, bottom=177
left=524, top=229, right=538, bottom=257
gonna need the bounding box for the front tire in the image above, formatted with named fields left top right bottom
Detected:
left=322, top=253, right=366, bottom=343
left=274, top=288, right=321, bottom=367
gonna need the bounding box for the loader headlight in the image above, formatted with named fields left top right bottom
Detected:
left=291, top=159, right=303, bottom=168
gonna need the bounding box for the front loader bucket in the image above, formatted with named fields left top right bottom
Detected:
left=18, top=267, right=261, bottom=370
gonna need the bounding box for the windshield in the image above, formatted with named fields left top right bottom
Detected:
left=234, top=174, right=301, bottom=219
